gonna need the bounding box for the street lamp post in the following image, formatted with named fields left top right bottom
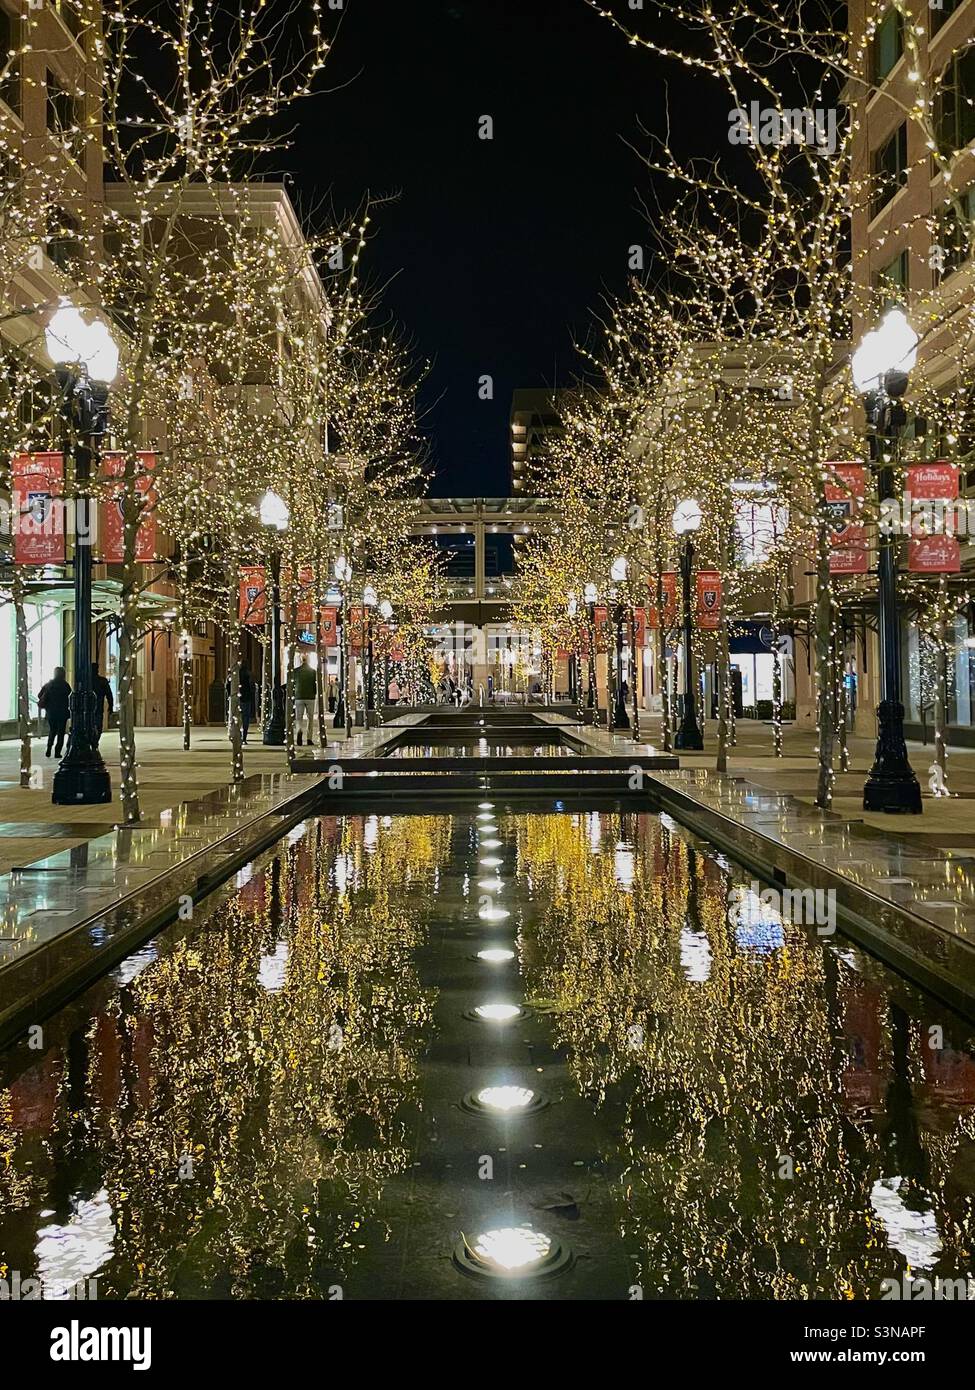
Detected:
left=259, top=489, right=289, bottom=746
left=610, top=556, right=630, bottom=732
left=851, top=307, right=922, bottom=814
left=672, top=498, right=704, bottom=751
left=46, top=300, right=119, bottom=805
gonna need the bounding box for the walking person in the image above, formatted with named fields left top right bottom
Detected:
left=294, top=652, right=317, bottom=747
left=90, top=663, right=114, bottom=747
left=38, top=666, right=71, bottom=758
left=227, top=662, right=256, bottom=743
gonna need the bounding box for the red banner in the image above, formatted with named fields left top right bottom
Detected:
left=320, top=605, right=338, bottom=647
left=99, top=452, right=157, bottom=563
left=633, top=607, right=647, bottom=648
left=909, top=535, right=960, bottom=573
left=281, top=565, right=315, bottom=626
left=593, top=605, right=611, bottom=653
left=239, top=567, right=266, bottom=625
left=647, top=573, right=677, bottom=629
left=348, top=606, right=366, bottom=652
left=829, top=524, right=869, bottom=575
left=12, top=452, right=65, bottom=564
left=696, top=571, right=722, bottom=629
left=907, top=462, right=958, bottom=502
left=824, top=462, right=867, bottom=506
left=824, top=462, right=867, bottom=537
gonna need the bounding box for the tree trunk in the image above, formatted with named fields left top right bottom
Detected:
left=656, top=572, right=671, bottom=752
left=117, top=603, right=140, bottom=822
left=227, top=625, right=244, bottom=783
left=180, top=637, right=192, bottom=751
left=771, top=611, right=783, bottom=759
left=716, top=617, right=731, bottom=773
left=814, top=516, right=836, bottom=810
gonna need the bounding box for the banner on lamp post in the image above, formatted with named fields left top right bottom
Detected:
left=824, top=462, right=867, bottom=527
left=239, top=567, right=266, bottom=626
left=907, top=462, right=958, bottom=502
left=320, top=605, right=338, bottom=646
left=99, top=452, right=158, bottom=563
left=647, top=573, right=677, bottom=629
left=633, top=607, right=647, bottom=648
left=11, top=452, right=65, bottom=564
left=908, top=535, right=961, bottom=573
left=281, top=564, right=315, bottom=626
left=695, top=570, right=722, bottom=629
left=829, top=524, right=869, bottom=575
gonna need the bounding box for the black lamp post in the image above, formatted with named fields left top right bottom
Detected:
left=47, top=301, right=118, bottom=805
left=852, top=308, right=922, bottom=814
left=673, top=498, right=704, bottom=751
left=259, top=489, right=288, bottom=746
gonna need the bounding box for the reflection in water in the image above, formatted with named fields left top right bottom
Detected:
left=0, top=807, right=974, bottom=1299
left=0, top=816, right=449, bottom=1298
left=512, top=812, right=975, bottom=1300
left=385, top=740, right=571, bottom=758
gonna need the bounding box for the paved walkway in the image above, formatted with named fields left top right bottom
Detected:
left=0, top=724, right=328, bottom=875
left=590, top=715, right=975, bottom=847
left=3, top=714, right=974, bottom=870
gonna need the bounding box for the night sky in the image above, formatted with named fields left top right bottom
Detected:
left=284, top=0, right=700, bottom=497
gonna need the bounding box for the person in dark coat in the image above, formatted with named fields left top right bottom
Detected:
left=226, top=662, right=256, bottom=742
left=38, top=666, right=71, bottom=757
left=90, top=663, right=114, bottom=746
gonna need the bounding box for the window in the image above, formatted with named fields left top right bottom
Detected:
left=874, top=8, right=903, bottom=83
left=934, top=186, right=975, bottom=278
left=937, top=48, right=975, bottom=155
left=873, top=248, right=909, bottom=306
left=45, top=206, right=82, bottom=275
left=871, top=123, right=908, bottom=217
left=0, top=6, right=20, bottom=117
left=53, top=0, right=83, bottom=42
left=932, top=0, right=965, bottom=36
left=46, top=69, right=85, bottom=163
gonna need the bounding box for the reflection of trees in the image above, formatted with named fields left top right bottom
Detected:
left=515, top=811, right=975, bottom=1299
left=0, top=814, right=452, bottom=1298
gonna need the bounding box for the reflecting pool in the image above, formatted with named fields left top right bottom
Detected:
left=1, top=807, right=973, bottom=1300
left=385, top=739, right=572, bottom=758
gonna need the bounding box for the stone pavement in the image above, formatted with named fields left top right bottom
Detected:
left=598, top=714, right=975, bottom=848
left=0, top=722, right=345, bottom=875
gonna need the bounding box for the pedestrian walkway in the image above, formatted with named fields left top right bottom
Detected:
left=0, top=719, right=407, bottom=875
left=599, top=714, right=975, bottom=847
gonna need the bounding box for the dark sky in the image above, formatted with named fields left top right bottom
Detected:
left=285, top=0, right=688, bottom=497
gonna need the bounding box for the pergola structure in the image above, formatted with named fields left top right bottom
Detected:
left=408, top=497, right=553, bottom=626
